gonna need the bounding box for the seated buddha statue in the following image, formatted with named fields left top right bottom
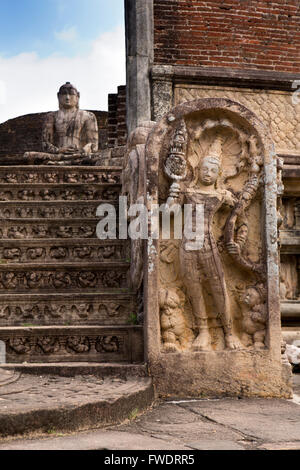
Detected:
left=24, top=82, right=99, bottom=165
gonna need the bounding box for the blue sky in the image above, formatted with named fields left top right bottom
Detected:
left=0, top=0, right=124, bottom=57
left=0, top=0, right=126, bottom=123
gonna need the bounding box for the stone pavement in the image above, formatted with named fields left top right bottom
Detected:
left=0, top=374, right=299, bottom=450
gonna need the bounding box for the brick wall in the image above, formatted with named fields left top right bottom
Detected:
left=108, top=86, right=127, bottom=148
left=154, top=0, right=300, bottom=72
left=0, top=111, right=108, bottom=157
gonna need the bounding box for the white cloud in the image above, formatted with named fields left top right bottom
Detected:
left=54, top=26, right=78, bottom=42
left=0, top=80, right=6, bottom=105
left=0, top=26, right=126, bottom=124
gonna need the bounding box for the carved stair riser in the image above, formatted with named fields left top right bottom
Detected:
left=0, top=162, right=141, bottom=365
left=0, top=296, right=138, bottom=326
left=0, top=241, right=129, bottom=264
left=0, top=202, right=109, bottom=219
left=0, top=266, right=129, bottom=292
left=0, top=327, right=143, bottom=363
left=0, top=220, right=123, bottom=240
left=0, top=184, right=121, bottom=202
left=0, top=167, right=122, bottom=184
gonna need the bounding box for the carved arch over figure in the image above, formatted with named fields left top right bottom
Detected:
left=144, top=98, right=280, bottom=358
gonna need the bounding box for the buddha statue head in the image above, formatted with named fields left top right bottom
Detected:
left=57, top=82, right=80, bottom=111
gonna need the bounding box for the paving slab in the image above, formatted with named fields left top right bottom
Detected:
left=258, top=442, right=300, bottom=450
left=177, top=397, right=300, bottom=442
left=117, top=401, right=244, bottom=444
left=187, top=440, right=245, bottom=450
left=0, top=430, right=188, bottom=451
left=0, top=374, right=299, bottom=450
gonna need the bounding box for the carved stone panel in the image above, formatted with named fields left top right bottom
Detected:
left=174, top=86, right=300, bottom=155
left=0, top=241, right=128, bottom=264
left=0, top=184, right=120, bottom=202
left=0, top=326, right=143, bottom=363
left=0, top=295, right=137, bottom=326
left=144, top=98, right=291, bottom=398
left=0, top=167, right=121, bottom=185
left=0, top=266, right=128, bottom=292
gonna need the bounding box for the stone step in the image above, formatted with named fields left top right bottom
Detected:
left=0, top=220, right=104, bottom=239
left=0, top=263, right=129, bottom=293
left=0, top=201, right=110, bottom=219
left=0, top=325, right=143, bottom=363
left=0, top=362, right=148, bottom=378
left=0, top=239, right=129, bottom=264
left=0, top=155, right=124, bottom=166
left=0, top=291, right=138, bottom=326
left=0, top=372, right=153, bottom=439
left=0, top=183, right=121, bottom=202
left=0, top=165, right=122, bottom=184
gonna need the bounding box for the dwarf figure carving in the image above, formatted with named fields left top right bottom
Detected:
left=74, top=246, right=92, bottom=259
left=25, top=272, right=43, bottom=289
left=159, top=288, right=189, bottom=352
left=0, top=306, right=10, bottom=319
left=240, top=284, right=267, bottom=349
left=78, top=226, right=94, bottom=238
left=66, top=336, right=89, bottom=353
left=50, top=247, right=68, bottom=259
left=73, top=304, right=92, bottom=319
left=98, top=246, right=116, bottom=260
left=44, top=173, right=59, bottom=183
left=98, top=336, right=119, bottom=352
left=78, top=272, right=97, bottom=288
left=37, top=337, right=60, bottom=354
left=7, top=227, right=27, bottom=239
left=33, top=225, right=48, bottom=238
left=3, top=248, right=21, bottom=260
left=57, top=226, right=73, bottom=238
left=1, top=272, right=18, bottom=289
left=5, top=173, right=18, bottom=183
left=8, top=338, right=31, bottom=354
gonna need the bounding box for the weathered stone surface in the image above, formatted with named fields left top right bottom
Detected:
left=143, top=98, right=291, bottom=398
left=0, top=163, right=141, bottom=365
left=0, top=183, right=120, bottom=202
left=0, top=240, right=128, bottom=264
left=0, top=374, right=299, bottom=448
left=1, top=363, right=148, bottom=378
left=24, top=82, right=99, bottom=165
left=0, top=373, right=153, bottom=438
left=174, top=85, right=300, bottom=156
left=0, top=326, right=143, bottom=363
left=122, top=121, right=156, bottom=291
left=125, top=0, right=153, bottom=134
left=178, top=397, right=300, bottom=442
left=0, top=293, right=137, bottom=327
left=187, top=441, right=245, bottom=450
left=0, top=341, right=6, bottom=364
left=0, top=165, right=122, bottom=184
left=0, top=110, right=108, bottom=157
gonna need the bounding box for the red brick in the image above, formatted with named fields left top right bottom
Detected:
left=153, top=0, right=300, bottom=72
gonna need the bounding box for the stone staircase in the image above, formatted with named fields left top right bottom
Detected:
left=0, top=165, right=143, bottom=366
